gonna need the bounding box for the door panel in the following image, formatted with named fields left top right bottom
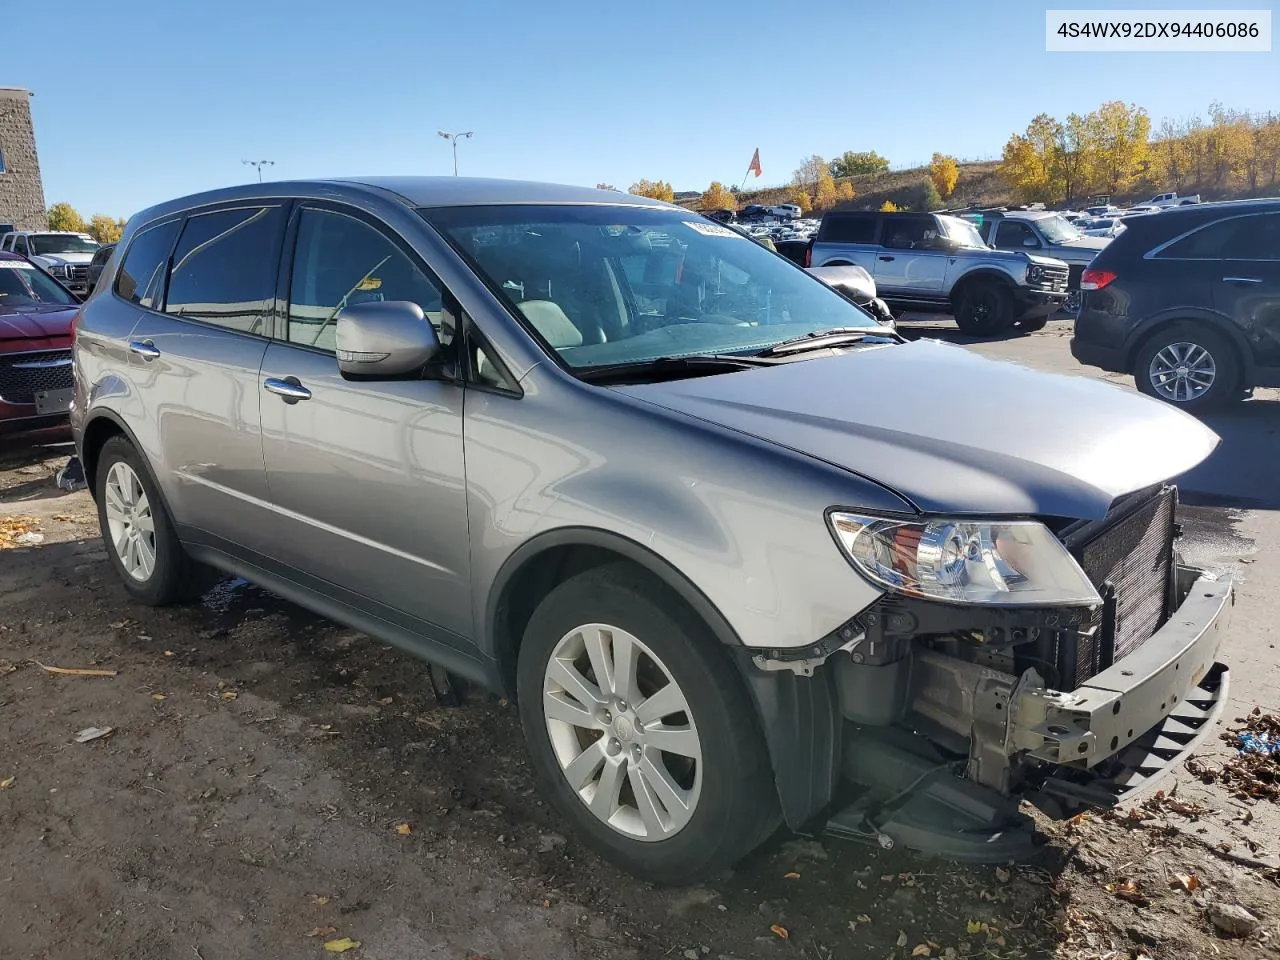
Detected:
left=259, top=205, right=471, bottom=640
left=873, top=216, right=949, bottom=295
left=1213, top=261, right=1280, bottom=365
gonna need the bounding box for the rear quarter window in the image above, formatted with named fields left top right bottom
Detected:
left=115, top=220, right=182, bottom=309
left=820, top=214, right=877, bottom=244
left=1155, top=213, right=1280, bottom=260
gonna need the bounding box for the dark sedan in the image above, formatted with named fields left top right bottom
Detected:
left=0, top=251, right=78, bottom=438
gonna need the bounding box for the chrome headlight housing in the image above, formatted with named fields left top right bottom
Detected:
left=49, top=263, right=71, bottom=278
left=829, top=512, right=1101, bottom=607
left=1027, top=264, right=1044, bottom=284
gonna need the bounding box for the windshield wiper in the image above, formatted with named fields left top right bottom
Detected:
left=575, top=354, right=772, bottom=385
left=757, top=327, right=898, bottom=357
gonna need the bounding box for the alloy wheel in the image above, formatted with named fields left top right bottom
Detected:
left=1148, top=341, right=1216, bottom=403
left=103, top=461, right=157, bottom=581
left=542, top=623, right=702, bottom=841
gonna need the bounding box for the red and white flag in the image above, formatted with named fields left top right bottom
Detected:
left=746, top=148, right=762, bottom=178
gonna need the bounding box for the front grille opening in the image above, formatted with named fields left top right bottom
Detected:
left=0, top=350, right=74, bottom=405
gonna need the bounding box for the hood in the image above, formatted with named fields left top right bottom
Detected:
left=0, top=304, right=78, bottom=340
left=1051, top=235, right=1110, bottom=253
left=33, top=252, right=95, bottom=266
left=617, top=339, right=1219, bottom=520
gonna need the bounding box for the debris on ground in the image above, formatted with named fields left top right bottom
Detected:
left=0, top=517, right=43, bottom=549
left=322, top=936, right=361, bottom=953
left=1206, top=901, right=1260, bottom=938
left=34, top=661, right=117, bottom=678
left=1187, top=709, right=1280, bottom=801
left=54, top=456, right=87, bottom=493
left=73, top=726, right=114, bottom=743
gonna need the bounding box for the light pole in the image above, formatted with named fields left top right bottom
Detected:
left=436, top=131, right=473, bottom=176
left=242, top=159, right=274, bottom=182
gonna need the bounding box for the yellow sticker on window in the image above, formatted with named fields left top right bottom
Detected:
left=356, top=277, right=382, bottom=291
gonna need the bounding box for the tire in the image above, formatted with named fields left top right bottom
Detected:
left=953, top=280, right=1015, bottom=336
left=1133, top=323, right=1242, bottom=412
left=516, top=563, right=780, bottom=884
left=1019, top=314, right=1049, bottom=333
left=94, top=435, right=214, bottom=605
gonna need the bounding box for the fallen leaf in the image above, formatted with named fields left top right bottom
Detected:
left=1172, top=872, right=1200, bottom=892
left=897, top=930, right=909, bottom=947
left=306, top=926, right=337, bottom=938
left=109, top=620, right=135, bottom=629
left=965, top=920, right=982, bottom=935
left=995, top=866, right=1011, bottom=883
left=769, top=924, right=789, bottom=940
left=1068, top=812, right=1089, bottom=827
left=0, top=776, right=14, bottom=789
left=784, top=871, right=800, bottom=879
left=376, top=697, right=394, bottom=706
left=35, top=661, right=116, bottom=678
left=163, top=650, right=175, bottom=657
left=857, top=914, right=872, bottom=924
left=395, top=823, right=412, bottom=836
left=152, top=693, right=167, bottom=701
left=323, top=937, right=360, bottom=953
left=220, top=690, right=238, bottom=701
left=309, top=894, right=330, bottom=906
left=912, top=946, right=931, bottom=957
left=73, top=726, right=114, bottom=743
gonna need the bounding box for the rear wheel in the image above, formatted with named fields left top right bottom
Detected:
left=95, top=436, right=214, bottom=605
left=517, top=563, right=779, bottom=884
left=953, top=280, right=1015, bottom=336
left=1133, top=324, right=1242, bottom=412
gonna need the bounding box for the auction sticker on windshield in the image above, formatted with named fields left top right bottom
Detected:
left=683, top=221, right=745, bottom=238
left=0, top=261, right=35, bottom=269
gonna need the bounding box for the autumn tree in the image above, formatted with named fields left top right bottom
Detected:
left=813, top=169, right=839, bottom=211
left=1087, top=101, right=1151, bottom=195
left=629, top=179, right=674, bottom=202
left=998, top=113, right=1058, bottom=203
left=87, top=214, right=125, bottom=244
left=787, top=185, right=813, bottom=215
left=700, top=181, right=736, bottom=211
left=880, top=200, right=901, bottom=212
left=46, top=202, right=86, bottom=233
left=830, top=150, right=889, bottom=178
left=928, top=153, right=959, bottom=199
left=792, top=154, right=828, bottom=191
left=836, top=180, right=856, bottom=203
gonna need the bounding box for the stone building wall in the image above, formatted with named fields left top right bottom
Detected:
left=0, top=88, right=47, bottom=231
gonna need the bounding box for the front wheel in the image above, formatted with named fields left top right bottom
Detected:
left=1019, top=314, right=1049, bottom=333
left=1133, top=324, right=1242, bottom=412
left=517, top=564, right=779, bottom=884
left=953, top=281, right=1015, bottom=336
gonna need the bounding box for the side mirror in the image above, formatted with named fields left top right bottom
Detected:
left=929, top=236, right=959, bottom=253
left=1022, top=237, right=1040, bottom=248
left=335, top=300, right=441, bottom=379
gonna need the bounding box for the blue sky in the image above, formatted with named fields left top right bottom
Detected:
left=6, top=0, right=1277, bottom=219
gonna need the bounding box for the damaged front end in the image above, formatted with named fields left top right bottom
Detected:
left=743, top=485, right=1233, bottom=861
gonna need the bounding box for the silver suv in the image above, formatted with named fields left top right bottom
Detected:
left=73, top=178, right=1233, bottom=883
left=809, top=211, right=1070, bottom=335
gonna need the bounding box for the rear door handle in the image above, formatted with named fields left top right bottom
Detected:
left=878, top=255, right=895, bottom=262
left=128, top=339, right=161, bottom=360
left=263, top=377, right=312, bottom=403
left=1222, top=276, right=1263, bottom=284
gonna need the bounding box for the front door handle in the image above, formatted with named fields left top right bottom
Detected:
left=129, top=339, right=161, bottom=360
left=263, top=377, right=312, bottom=403
left=878, top=255, right=896, bottom=262
left=1222, top=276, right=1263, bottom=284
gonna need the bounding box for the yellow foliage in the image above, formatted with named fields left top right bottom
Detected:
left=87, top=214, right=125, bottom=245
left=836, top=180, right=856, bottom=202
left=929, top=153, right=960, bottom=198
left=880, top=200, right=901, bottom=212
left=46, top=202, right=86, bottom=233
left=700, top=181, right=737, bottom=211
left=813, top=169, right=839, bottom=211
left=787, top=185, right=813, bottom=215
left=628, top=179, right=675, bottom=202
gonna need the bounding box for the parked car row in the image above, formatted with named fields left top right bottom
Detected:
left=0, top=229, right=102, bottom=297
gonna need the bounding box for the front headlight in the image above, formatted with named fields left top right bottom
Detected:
left=1027, top=265, right=1044, bottom=284
left=50, top=264, right=70, bottom=277
left=829, top=512, right=1101, bottom=607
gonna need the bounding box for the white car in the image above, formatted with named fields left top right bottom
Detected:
left=0, top=230, right=100, bottom=297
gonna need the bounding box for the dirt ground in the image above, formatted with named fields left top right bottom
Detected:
left=3, top=322, right=1280, bottom=960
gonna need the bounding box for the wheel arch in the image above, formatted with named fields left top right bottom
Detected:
left=1123, top=311, right=1253, bottom=378
left=949, top=268, right=1020, bottom=305
left=79, top=409, right=140, bottom=501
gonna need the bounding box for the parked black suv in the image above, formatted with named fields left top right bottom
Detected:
left=1071, top=199, right=1280, bottom=410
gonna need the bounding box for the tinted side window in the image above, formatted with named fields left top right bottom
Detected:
left=115, top=220, right=181, bottom=309
left=1158, top=214, right=1280, bottom=261
left=823, top=214, right=876, bottom=244
left=287, top=208, right=448, bottom=353
left=995, top=220, right=1036, bottom=247
left=165, top=206, right=286, bottom=334
left=882, top=216, right=938, bottom=250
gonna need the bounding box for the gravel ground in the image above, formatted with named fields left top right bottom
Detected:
left=2, top=318, right=1279, bottom=960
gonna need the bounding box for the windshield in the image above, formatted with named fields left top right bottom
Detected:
left=0, top=261, right=77, bottom=306
left=939, top=216, right=987, bottom=249
left=1036, top=215, right=1083, bottom=243
left=30, top=234, right=99, bottom=255
left=422, top=204, right=879, bottom=370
